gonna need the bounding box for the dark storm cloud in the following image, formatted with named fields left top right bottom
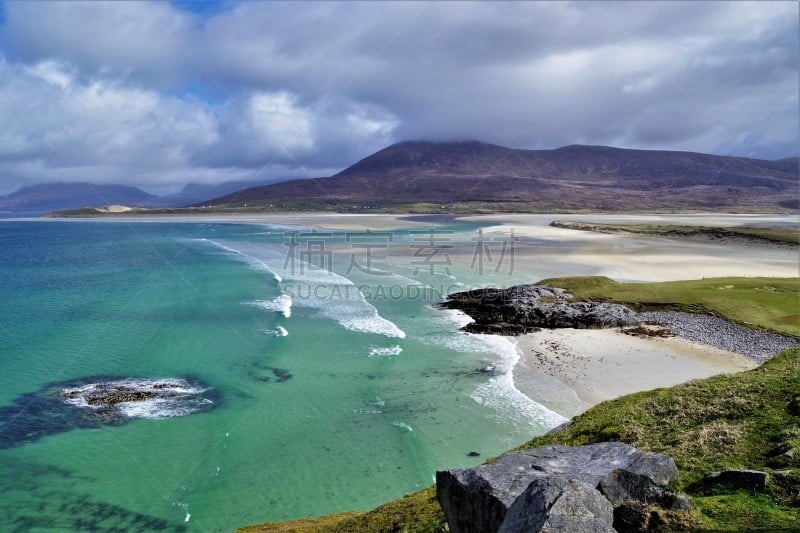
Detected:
left=0, top=0, right=796, bottom=194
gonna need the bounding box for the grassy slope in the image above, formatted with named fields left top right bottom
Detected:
left=239, top=277, right=800, bottom=532
left=539, top=276, right=800, bottom=338
left=519, top=347, right=800, bottom=530
left=551, top=221, right=800, bottom=245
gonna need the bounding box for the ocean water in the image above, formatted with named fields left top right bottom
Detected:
left=0, top=219, right=565, bottom=532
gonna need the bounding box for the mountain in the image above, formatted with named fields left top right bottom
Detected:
left=198, top=141, right=799, bottom=211
left=166, top=178, right=291, bottom=206
left=0, top=177, right=299, bottom=213
left=0, top=183, right=164, bottom=212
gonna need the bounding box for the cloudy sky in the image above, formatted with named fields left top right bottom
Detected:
left=0, top=0, right=796, bottom=195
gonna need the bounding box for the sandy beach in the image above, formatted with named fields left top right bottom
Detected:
left=40, top=212, right=433, bottom=230
left=458, top=213, right=800, bottom=281
left=512, top=328, right=757, bottom=417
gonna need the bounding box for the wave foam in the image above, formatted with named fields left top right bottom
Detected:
left=248, top=294, right=292, bottom=318
left=200, top=239, right=282, bottom=282
left=467, top=336, right=567, bottom=429
left=62, top=378, right=214, bottom=420
left=368, top=345, right=403, bottom=357
left=204, top=239, right=405, bottom=339
left=281, top=266, right=406, bottom=338
left=261, top=325, right=289, bottom=337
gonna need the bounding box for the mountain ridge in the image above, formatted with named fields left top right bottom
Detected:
left=0, top=179, right=288, bottom=212
left=200, top=141, right=799, bottom=211
left=0, top=182, right=163, bottom=212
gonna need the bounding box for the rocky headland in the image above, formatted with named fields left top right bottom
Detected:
left=436, top=285, right=639, bottom=334
left=438, top=284, right=798, bottom=362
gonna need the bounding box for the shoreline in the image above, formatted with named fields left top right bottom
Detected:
left=511, top=328, right=757, bottom=418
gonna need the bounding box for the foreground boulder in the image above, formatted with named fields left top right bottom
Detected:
left=437, top=285, right=639, bottom=334
left=436, top=442, right=687, bottom=533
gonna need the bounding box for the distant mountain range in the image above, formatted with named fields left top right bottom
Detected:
left=0, top=179, right=286, bottom=212
left=201, top=141, right=799, bottom=211
left=4, top=142, right=797, bottom=213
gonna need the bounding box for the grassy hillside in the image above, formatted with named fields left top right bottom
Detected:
left=238, top=277, right=800, bottom=532
left=519, top=347, right=800, bottom=530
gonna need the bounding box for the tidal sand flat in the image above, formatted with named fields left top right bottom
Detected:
left=458, top=213, right=800, bottom=281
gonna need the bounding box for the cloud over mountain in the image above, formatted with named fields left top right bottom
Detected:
left=0, top=1, right=796, bottom=195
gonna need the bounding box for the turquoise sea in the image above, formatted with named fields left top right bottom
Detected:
left=0, top=218, right=567, bottom=532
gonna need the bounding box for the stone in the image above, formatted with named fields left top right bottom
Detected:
left=612, top=502, right=650, bottom=532
left=597, top=452, right=679, bottom=507
left=437, top=285, right=640, bottom=335
left=767, top=447, right=796, bottom=468
left=498, top=476, right=615, bottom=533
left=702, top=470, right=768, bottom=491
left=436, top=442, right=686, bottom=533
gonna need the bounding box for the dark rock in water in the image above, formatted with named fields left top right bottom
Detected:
left=467, top=451, right=481, bottom=457
left=436, top=442, right=687, bottom=533
left=270, top=367, right=293, bottom=382
left=250, top=362, right=293, bottom=383
left=437, top=284, right=639, bottom=334
left=0, top=376, right=218, bottom=450
left=703, top=469, right=768, bottom=491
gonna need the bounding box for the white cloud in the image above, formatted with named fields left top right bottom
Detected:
left=0, top=0, right=795, bottom=194
left=249, top=92, right=314, bottom=154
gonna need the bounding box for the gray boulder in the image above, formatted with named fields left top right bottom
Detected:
left=498, top=476, right=615, bottom=533
left=436, top=442, right=686, bottom=533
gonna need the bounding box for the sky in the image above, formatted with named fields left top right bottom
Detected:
left=0, top=0, right=797, bottom=195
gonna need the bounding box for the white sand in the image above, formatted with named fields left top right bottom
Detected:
left=456, top=214, right=800, bottom=281
left=513, top=329, right=757, bottom=418
left=43, top=212, right=432, bottom=230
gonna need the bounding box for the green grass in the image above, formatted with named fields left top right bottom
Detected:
left=238, top=277, right=800, bottom=532
left=551, top=221, right=800, bottom=245
left=539, top=276, right=800, bottom=338
left=238, top=487, right=445, bottom=533
left=518, top=347, right=800, bottom=530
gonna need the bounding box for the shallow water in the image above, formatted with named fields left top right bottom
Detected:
left=2, top=214, right=795, bottom=531
left=0, top=220, right=563, bottom=532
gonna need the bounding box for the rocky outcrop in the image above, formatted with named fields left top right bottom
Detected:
left=436, top=442, right=688, bottom=533
left=498, top=476, right=615, bottom=533
left=0, top=376, right=217, bottom=450
left=437, top=285, right=639, bottom=334
left=702, top=470, right=768, bottom=492
left=62, top=379, right=194, bottom=407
